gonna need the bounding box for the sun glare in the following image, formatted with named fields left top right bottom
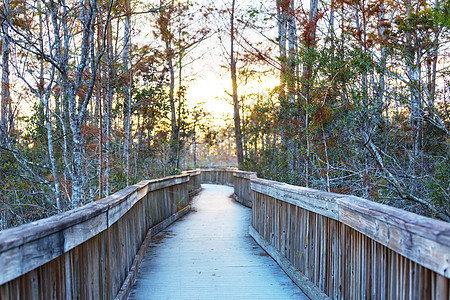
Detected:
left=186, top=75, right=279, bottom=124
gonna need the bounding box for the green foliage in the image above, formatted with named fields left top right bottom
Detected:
left=134, top=85, right=171, bottom=133
left=433, top=0, right=450, bottom=28
left=428, top=159, right=450, bottom=204
left=239, top=0, right=450, bottom=221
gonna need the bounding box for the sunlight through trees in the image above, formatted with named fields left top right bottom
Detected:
left=0, top=0, right=449, bottom=228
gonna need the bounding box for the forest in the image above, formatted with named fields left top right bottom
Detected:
left=0, top=0, right=449, bottom=230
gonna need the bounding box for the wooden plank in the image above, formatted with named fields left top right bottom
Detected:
left=63, top=212, right=108, bottom=252
left=134, top=180, right=151, bottom=200
left=108, top=191, right=139, bottom=227
left=339, top=200, right=450, bottom=278
left=0, top=229, right=65, bottom=285
left=147, top=175, right=189, bottom=192
left=251, top=179, right=340, bottom=220
left=189, top=187, right=202, bottom=198
left=181, top=169, right=201, bottom=177
left=249, top=226, right=330, bottom=300
left=114, top=205, right=191, bottom=300
left=233, top=193, right=252, bottom=207
left=233, top=170, right=257, bottom=179
left=0, top=201, right=109, bottom=253
left=338, top=195, right=450, bottom=246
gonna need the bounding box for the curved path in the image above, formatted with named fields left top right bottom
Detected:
left=128, top=184, right=307, bottom=299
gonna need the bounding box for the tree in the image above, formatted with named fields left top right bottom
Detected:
left=0, top=0, right=11, bottom=147
left=230, top=0, right=244, bottom=168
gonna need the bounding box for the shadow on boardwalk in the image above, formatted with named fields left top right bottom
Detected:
left=128, top=184, right=308, bottom=299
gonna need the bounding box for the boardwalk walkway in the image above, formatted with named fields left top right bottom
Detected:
left=128, top=184, right=307, bottom=299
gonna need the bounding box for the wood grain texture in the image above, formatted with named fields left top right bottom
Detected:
left=114, top=205, right=190, bottom=300
left=251, top=178, right=340, bottom=220
left=249, top=226, right=330, bottom=300
left=339, top=200, right=450, bottom=278
left=200, top=167, right=237, bottom=186
left=233, top=171, right=256, bottom=207
left=183, top=169, right=202, bottom=197
left=339, top=194, right=450, bottom=245
left=0, top=200, right=109, bottom=252
left=233, top=194, right=252, bottom=207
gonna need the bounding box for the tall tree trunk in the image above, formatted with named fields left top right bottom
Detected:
left=354, top=1, right=368, bottom=94
left=230, top=0, right=244, bottom=168
left=302, top=0, right=318, bottom=187
left=97, top=12, right=105, bottom=199
left=321, top=121, right=330, bottom=192
left=176, top=44, right=183, bottom=170
left=104, top=23, right=113, bottom=196
left=123, top=7, right=131, bottom=186
left=276, top=0, right=288, bottom=98
left=287, top=0, right=297, bottom=102
left=193, top=114, right=197, bottom=169
left=427, top=0, right=440, bottom=114
left=376, top=3, right=388, bottom=123
left=276, top=0, right=292, bottom=180
left=158, top=0, right=178, bottom=172
left=0, top=0, right=10, bottom=229
left=168, top=51, right=177, bottom=170
left=286, top=0, right=297, bottom=177
left=405, top=1, right=422, bottom=165
left=35, top=1, right=62, bottom=209
left=1, top=0, right=11, bottom=146
left=57, top=0, right=100, bottom=207
left=43, top=88, right=61, bottom=210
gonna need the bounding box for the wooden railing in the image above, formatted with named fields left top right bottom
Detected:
left=0, top=173, right=201, bottom=300
left=1, top=167, right=448, bottom=299
left=199, top=167, right=255, bottom=208
left=182, top=169, right=202, bottom=197
left=200, top=167, right=237, bottom=186
left=232, top=171, right=256, bottom=207
left=250, top=178, right=450, bottom=300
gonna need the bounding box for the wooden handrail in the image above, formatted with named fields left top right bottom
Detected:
left=1, top=167, right=447, bottom=299
left=200, top=167, right=238, bottom=186
left=250, top=177, right=450, bottom=299
left=0, top=172, right=202, bottom=299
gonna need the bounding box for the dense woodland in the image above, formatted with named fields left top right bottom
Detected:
left=0, top=0, right=449, bottom=229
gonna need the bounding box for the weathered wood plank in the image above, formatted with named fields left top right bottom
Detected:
left=0, top=229, right=65, bottom=285
left=339, top=201, right=450, bottom=278
left=0, top=201, right=109, bottom=253
left=233, top=171, right=256, bottom=208
left=63, top=212, right=108, bottom=252
left=251, top=178, right=340, bottom=220
left=338, top=195, right=450, bottom=245
left=249, top=226, right=330, bottom=300
left=108, top=190, right=139, bottom=227
left=233, top=170, right=257, bottom=179
left=146, top=174, right=189, bottom=192
left=200, top=167, right=237, bottom=186
left=233, top=194, right=252, bottom=207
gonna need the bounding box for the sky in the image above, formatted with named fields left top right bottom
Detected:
left=138, top=0, right=311, bottom=124
left=180, top=0, right=284, bottom=122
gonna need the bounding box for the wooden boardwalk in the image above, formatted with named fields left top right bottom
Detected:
left=128, top=184, right=307, bottom=299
